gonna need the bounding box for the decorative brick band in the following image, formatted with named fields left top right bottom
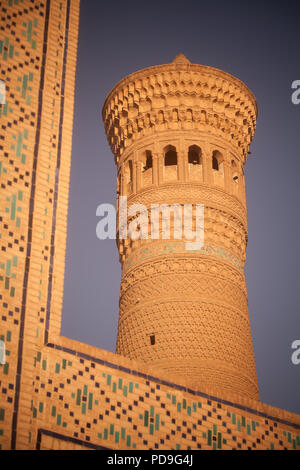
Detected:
left=122, top=241, right=243, bottom=274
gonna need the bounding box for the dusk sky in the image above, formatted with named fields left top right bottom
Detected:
left=61, top=0, right=300, bottom=414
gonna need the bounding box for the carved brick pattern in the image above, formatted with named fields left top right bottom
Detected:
left=121, top=255, right=246, bottom=294
left=119, top=273, right=248, bottom=327
left=116, top=299, right=257, bottom=398
left=102, top=64, right=257, bottom=159
left=118, top=200, right=247, bottom=267
left=127, top=182, right=247, bottom=226
left=122, top=242, right=244, bottom=274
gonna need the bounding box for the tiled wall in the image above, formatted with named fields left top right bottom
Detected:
left=19, top=338, right=300, bottom=450
left=0, top=0, right=79, bottom=449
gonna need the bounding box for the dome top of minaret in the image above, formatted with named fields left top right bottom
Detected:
left=172, top=53, right=191, bottom=64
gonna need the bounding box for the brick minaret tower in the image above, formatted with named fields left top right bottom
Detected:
left=102, top=54, right=259, bottom=400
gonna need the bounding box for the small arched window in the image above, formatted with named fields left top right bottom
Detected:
left=164, top=145, right=178, bottom=181
left=188, top=145, right=201, bottom=165
left=150, top=334, right=155, bottom=346
left=212, top=150, right=224, bottom=187
left=125, top=159, right=133, bottom=194
left=141, top=150, right=153, bottom=188
left=165, top=147, right=177, bottom=166
left=212, top=153, right=219, bottom=171
left=212, top=150, right=224, bottom=173
left=188, top=145, right=203, bottom=181
left=143, top=150, right=153, bottom=171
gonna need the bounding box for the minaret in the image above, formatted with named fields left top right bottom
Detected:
left=102, top=54, right=259, bottom=399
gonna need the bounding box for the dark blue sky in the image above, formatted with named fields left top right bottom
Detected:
left=61, top=0, right=300, bottom=414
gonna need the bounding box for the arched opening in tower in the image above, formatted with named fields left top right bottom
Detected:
left=188, top=145, right=202, bottom=181
left=212, top=150, right=224, bottom=187
left=125, top=159, right=133, bottom=194
left=164, top=145, right=178, bottom=181
left=142, top=150, right=153, bottom=187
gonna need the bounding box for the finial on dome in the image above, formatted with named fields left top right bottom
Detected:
left=172, top=53, right=191, bottom=65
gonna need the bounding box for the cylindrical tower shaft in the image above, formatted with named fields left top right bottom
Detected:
left=102, top=54, right=259, bottom=399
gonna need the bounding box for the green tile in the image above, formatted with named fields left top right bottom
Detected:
left=76, top=389, right=81, bottom=405
left=155, top=414, right=159, bottom=431
left=88, top=393, right=93, bottom=410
